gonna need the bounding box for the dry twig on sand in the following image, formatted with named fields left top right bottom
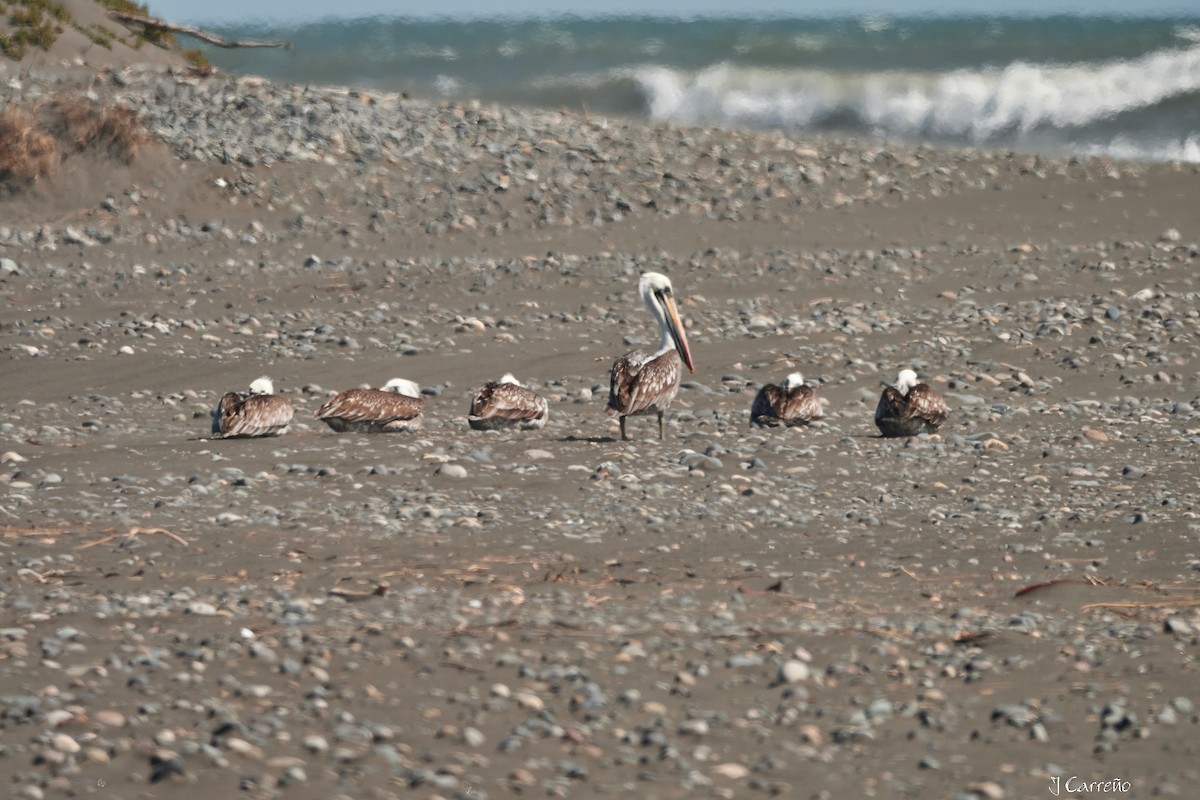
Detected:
left=15, top=568, right=74, bottom=584
left=1082, top=600, right=1200, bottom=612
left=1014, top=578, right=1090, bottom=597
left=328, top=580, right=390, bottom=601
left=1, top=525, right=68, bottom=539
left=107, top=11, right=291, bottom=49
left=77, top=526, right=190, bottom=549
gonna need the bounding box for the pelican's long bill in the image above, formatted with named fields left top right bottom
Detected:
left=658, top=288, right=695, bottom=374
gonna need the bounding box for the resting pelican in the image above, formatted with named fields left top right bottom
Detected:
left=607, top=272, right=696, bottom=441
left=315, top=378, right=423, bottom=433
left=875, top=369, right=949, bottom=437
left=750, top=372, right=823, bottom=427
left=212, top=376, right=294, bottom=438
left=468, top=373, right=549, bottom=431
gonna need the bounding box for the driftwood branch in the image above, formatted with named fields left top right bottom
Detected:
left=108, top=11, right=292, bottom=50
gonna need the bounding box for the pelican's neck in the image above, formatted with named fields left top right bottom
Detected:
left=645, top=292, right=673, bottom=357
left=655, top=317, right=674, bottom=357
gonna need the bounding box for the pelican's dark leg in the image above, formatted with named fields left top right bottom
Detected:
left=620, top=416, right=628, bottom=441
left=657, top=411, right=665, bottom=440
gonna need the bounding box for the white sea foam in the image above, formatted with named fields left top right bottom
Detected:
left=634, top=44, right=1200, bottom=150
left=789, top=34, right=829, bottom=53
left=433, top=74, right=464, bottom=96
left=1174, top=25, right=1200, bottom=43
left=1078, top=135, right=1200, bottom=163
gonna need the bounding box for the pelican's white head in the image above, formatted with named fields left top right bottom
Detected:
left=499, top=373, right=520, bottom=386
left=637, top=271, right=695, bottom=373
left=895, top=369, right=919, bottom=394
left=382, top=378, right=421, bottom=398
left=249, top=376, right=274, bottom=395
left=780, top=372, right=805, bottom=391
left=639, top=271, right=673, bottom=303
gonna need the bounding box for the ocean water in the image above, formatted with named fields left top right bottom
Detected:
left=200, top=14, right=1200, bottom=162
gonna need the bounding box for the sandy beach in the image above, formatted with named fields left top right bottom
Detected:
left=2, top=7, right=1200, bottom=799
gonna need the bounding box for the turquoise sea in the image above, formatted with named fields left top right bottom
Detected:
left=196, top=13, right=1200, bottom=162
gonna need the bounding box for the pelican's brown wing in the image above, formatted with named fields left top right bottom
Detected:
left=469, top=382, right=548, bottom=430
left=607, top=349, right=682, bottom=417
left=606, top=352, right=642, bottom=417
left=780, top=385, right=823, bottom=425
left=750, top=384, right=787, bottom=426
left=213, top=391, right=243, bottom=435
left=782, top=386, right=820, bottom=424
left=875, top=384, right=947, bottom=437
left=905, top=383, right=949, bottom=429
left=316, top=388, right=423, bottom=431
left=753, top=384, right=822, bottom=427
left=873, top=386, right=902, bottom=431
left=218, top=393, right=294, bottom=438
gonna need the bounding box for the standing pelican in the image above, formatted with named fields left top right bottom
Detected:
left=750, top=372, right=823, bottom=427
left=607, top=272, right=696, bottom=441
left=468, top=373, right=549, bottom=431
left=212, top=377, right=294, bottom=438
left=315, top=378, right=424, bottom=433
left=875, top=369, right=949, bottom=437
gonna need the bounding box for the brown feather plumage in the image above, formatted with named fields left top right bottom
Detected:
left=468, top=381, right=548, bottom=431
left=608, top=272, right=694, bottom=441
left=751, top=383, right=823, bottom=427
left=214, top=392, right=294, bottom=438
left=875, top=383, right=949, bottom=437
left=316, top=388, right=423, bottom=433
left=606, top=349, right=683, bottom=419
